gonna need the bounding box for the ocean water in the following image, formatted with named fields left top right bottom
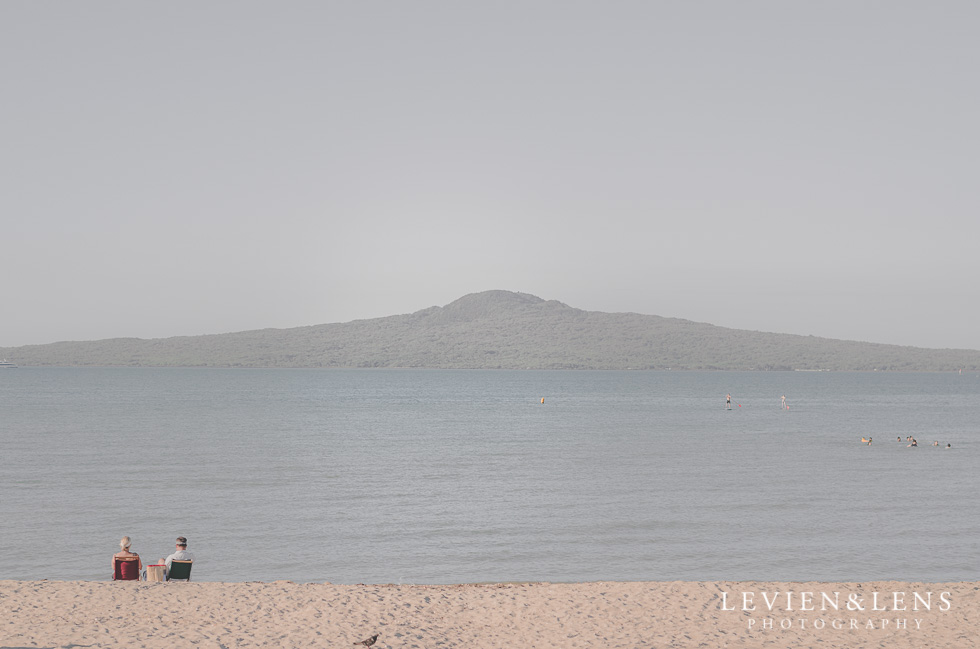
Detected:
left=0, top=368, right=976, bottom=584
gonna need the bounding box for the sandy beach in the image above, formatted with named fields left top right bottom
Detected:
left=1, top=580, right=976, bottom=648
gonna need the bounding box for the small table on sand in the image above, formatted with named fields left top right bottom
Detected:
left=146, top=564, right=166, bottom=582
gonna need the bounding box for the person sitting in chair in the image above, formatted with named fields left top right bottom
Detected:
left=145, top=535, right=196, bottom=580
left=112, top=536, right=142, bottom=580
left=164, top=536, right=195, bottom=578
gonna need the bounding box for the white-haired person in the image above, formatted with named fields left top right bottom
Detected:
left=111, top=536, right=142, bottom=580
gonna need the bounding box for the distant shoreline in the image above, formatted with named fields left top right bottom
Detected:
left=3, top=292, right=979, bottom=371
left=1, top=364, right=977, bottom=372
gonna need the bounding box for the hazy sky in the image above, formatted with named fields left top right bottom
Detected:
left=3, top=2, right=978, bottom=350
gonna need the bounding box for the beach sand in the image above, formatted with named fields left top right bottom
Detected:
left=0, top=580, right=976, bottom=648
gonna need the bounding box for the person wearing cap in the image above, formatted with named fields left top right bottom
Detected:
left=165, top=536, right=195, bottom=575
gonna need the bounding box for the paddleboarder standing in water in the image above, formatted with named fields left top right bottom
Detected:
left=726, top=394, right=732, bottom=410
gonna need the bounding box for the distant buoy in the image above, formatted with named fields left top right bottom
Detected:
left=541, top=397, right=545, bottom=404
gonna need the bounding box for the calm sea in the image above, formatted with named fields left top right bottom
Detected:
left=1, top=368, right=976, bottom=584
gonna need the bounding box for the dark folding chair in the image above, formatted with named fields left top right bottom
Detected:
left=167, top=560, right=193, bottom=581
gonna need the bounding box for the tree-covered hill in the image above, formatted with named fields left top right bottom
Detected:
left=3, top=290, right=978, bottom=370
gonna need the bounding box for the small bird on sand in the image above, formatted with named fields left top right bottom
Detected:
left=354, top=634, right=379, bottom=647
